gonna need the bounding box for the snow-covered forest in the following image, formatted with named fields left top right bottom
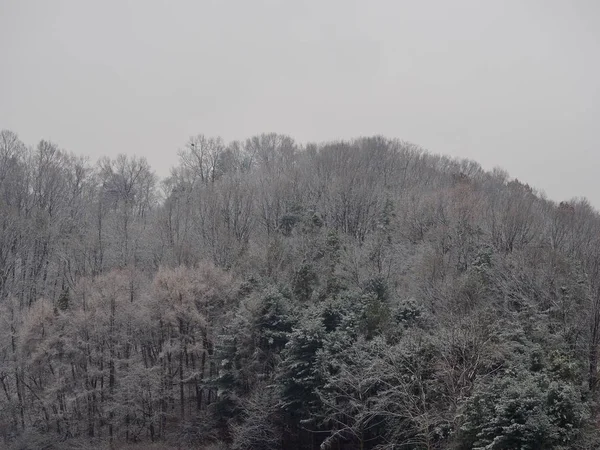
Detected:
left=1, top=129, right=600, bottom=449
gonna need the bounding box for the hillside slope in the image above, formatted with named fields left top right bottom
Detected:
left=1, top=130, right=599, bottom=449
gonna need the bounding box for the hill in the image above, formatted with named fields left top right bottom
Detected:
left=1, top=130, right=599, bottom=449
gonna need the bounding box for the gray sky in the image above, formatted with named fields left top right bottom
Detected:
left=1, top=0, right=599, bottom=205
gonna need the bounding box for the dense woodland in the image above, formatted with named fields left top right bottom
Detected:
left=2, top=129, right=600, bottom=449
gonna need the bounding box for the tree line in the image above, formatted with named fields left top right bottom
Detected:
left=1, top=129, right=600, bottom=449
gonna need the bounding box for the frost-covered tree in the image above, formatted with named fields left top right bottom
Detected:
left=1, top=129, right=600, bottom=449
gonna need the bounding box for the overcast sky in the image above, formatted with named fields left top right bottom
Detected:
left=1, top=0, right=599, bottom=205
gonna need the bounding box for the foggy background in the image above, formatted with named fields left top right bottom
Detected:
left=1, top=0, right=598, bottom=206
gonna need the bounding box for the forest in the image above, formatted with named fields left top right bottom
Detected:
left=1, top=129, right=600, bottom=450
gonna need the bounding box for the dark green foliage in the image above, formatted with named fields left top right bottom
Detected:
left=292, top=263, right=318, bottom=302
left=393, top=297, right=427, bottom=328
left=363, top=276, right=389, bottom=302
left=320, top=298, right=345, bottom=333
left=255, top=288, right=295, bottom=354
left=319, top=290, right=390, bottom=341
left=456, top=309, right=591, bottom=450
left=459, top=372, right=589, bottom=450
left=56, top=288, right=70, bottom=311
left=238, top=276, right=260, bottom=297
left=278, top=318, right=326, bottom=418
left=214, top=331, right=244, bottom=419
left=279, top=205, right=303, bottom=237
left=360, top=293, right=390, bottom=339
